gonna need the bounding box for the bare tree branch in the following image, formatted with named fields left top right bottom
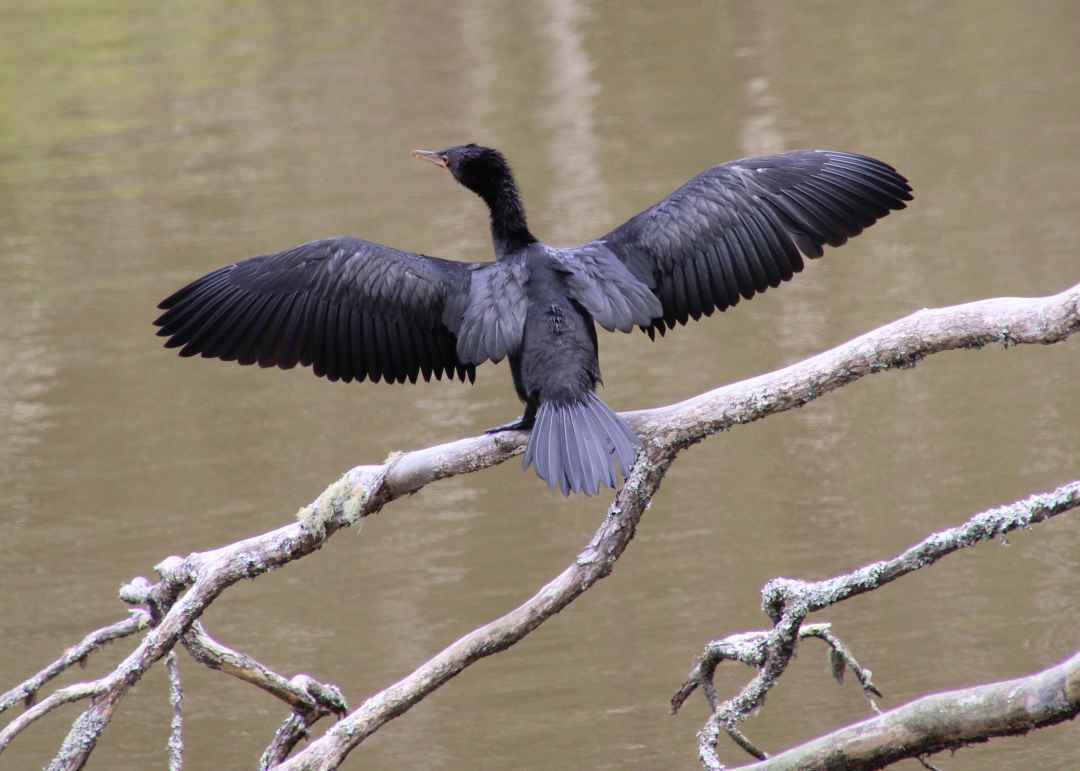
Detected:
left=676, top=480, right=1080, bottom=768
left=0, top=681, right=108, bottom=753
left=275, top=452, right=676, bottom=770
left=743, top=651, right=1080, bottom=770
left=670, top=624, right=881, bottom=718
left=165, top=652, right=183, bottom=771
left=759, top=482, right=1080, bottom=624
left=801, top=625, right=882, bottom=710
left=260, top=712, right=320, bottom=770
left=181, top=622, right=346, bottom=717
left=0, top=611, right=149, bottom=715
left=1, top=281, right=1075, bottom=769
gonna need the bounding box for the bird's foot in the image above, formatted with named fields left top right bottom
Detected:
left=484, top=415, right=534, bottom=434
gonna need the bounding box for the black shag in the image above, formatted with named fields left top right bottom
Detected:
left=155, top=145, right=912, bottom=495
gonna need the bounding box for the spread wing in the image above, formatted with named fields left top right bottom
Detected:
left=566, top=150, right=912, bottom=337
left=154, top=237, right=528, bottom=384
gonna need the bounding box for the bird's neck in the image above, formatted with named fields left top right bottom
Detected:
left=482, top=179, right=536, bottom=258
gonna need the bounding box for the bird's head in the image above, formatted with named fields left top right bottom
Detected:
left=412, top=143, right=534, bottom=255
left=412, top=144, right=514, bottom=201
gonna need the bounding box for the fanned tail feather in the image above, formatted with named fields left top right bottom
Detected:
left=522, top=393, right=639, bottom=496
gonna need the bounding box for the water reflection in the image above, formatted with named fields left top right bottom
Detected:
left=537, top=0, right=609, bottom=245
left=0, top=238, right=56, bottom=529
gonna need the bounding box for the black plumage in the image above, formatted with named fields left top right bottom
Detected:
left=156, top=144, right=912, bottom=495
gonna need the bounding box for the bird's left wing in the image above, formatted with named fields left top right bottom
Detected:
left=154, top=236, right=522, bottom=384
left=563, top=150, right=912, bottom=337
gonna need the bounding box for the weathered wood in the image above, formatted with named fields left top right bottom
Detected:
left=748, top=651, right=1080, bottom=771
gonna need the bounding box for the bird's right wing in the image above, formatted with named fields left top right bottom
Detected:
left=155, top=237, right=527, bottom=384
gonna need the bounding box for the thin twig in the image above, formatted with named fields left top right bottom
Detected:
left=673, top=620, right=880, bottom=765
left=673, top=632, right=769, bottom=714
left=260, top=712, right=319, bottom=769
left=182, top=621, right=346, bottom=715
left=760, top=482, right=1080, bottom=623
left=165, top=652, right=183, bottom=771
left=801, top=625, right=882, bottom=712
left=0, top=611, right=149, bottom=715
left=725, top=725, right=768, bottom=762
left=0, top=681, right=108, bottom=751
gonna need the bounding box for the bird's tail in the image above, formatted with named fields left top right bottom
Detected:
left=522, top=392, right=639, bottom=496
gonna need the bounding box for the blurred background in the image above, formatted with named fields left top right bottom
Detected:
left=2, top=1, right=1078, bottom=769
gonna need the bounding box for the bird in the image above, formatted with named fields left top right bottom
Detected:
left=155, top=143, right=912, bottom=496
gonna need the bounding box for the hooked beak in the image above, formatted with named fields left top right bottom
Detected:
left=412, top=149, right=448, bottom=169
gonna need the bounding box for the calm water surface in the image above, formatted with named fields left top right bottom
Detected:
left=2, top=2, right=1079, bottom=769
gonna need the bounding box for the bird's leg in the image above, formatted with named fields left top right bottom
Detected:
left=484, top=400, right=537, bottom=434
left=484, top=416, right=532, bottom=433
